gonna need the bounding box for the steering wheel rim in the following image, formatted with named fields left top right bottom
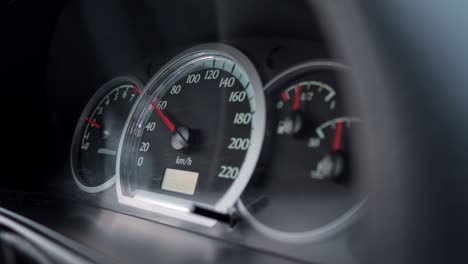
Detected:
left=313, top=1, right=468, bottom=263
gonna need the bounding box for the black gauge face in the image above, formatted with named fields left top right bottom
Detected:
left=136, top=67, right=254, bottom=205
left=71, top=76, right=142, bottom=193
left=241, top=62, right=363, bottom=237
left=118, top=45, right=265, bottom=219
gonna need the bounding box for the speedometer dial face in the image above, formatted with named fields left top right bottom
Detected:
left=117, top=44, right=265, bottom=224
left=239, top=62, right=364, bottom=242
left=71, top=76, right=143, bottom=193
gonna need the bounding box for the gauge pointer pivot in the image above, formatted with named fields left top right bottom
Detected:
left=283, top=112, right=303, bottom=136
left=150, top=101, right=190, bottom=150
left=311, top=122, right=346, bottom=180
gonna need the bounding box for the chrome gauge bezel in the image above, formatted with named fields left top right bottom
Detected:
left=237, top=61, right=366, bottom=243
left=116, top=44, right=266, bottom=226
left=70, top=76, right=144, bottom=193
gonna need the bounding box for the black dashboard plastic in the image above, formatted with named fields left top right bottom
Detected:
left=0, top=193, right=302, bottom=264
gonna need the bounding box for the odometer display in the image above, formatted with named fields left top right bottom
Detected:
left=117, top=44, right=265, bottom=222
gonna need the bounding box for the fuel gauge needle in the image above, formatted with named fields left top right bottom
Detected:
left=85, top=117, right=101, bottom=129
left=331, top=121, right=343, bottom=152
left=283, top=84, right=303, bottom=136
left=292, top=83, right=302, bottom=111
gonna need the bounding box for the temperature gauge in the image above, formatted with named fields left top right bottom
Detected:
left=309, top=117, right=361, bottom=181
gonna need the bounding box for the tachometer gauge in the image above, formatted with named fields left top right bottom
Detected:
left=117, top=44, right=265, bottom=225
left=71, top=76, right=143, bottom=193
left=239, top=61, right=365, bottom=242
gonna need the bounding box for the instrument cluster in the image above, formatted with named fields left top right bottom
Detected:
left=70, top=42, right=363, bottom=243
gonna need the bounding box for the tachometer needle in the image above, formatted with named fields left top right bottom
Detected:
left=150, top=101, right=175, bottom=133
left=331, top=121, right=343, bottom=152
left=292, top=83, right=302, bottom=111
left=85, top=117, right=101, bottom=129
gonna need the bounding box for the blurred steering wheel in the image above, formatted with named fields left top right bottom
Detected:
left=314, top=1, right=468, bottom=263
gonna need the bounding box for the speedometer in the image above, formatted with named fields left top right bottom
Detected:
left=117, top=44, right=265, bottom=225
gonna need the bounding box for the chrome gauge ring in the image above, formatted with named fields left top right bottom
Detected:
left=116, top=44, right=265, bottom=225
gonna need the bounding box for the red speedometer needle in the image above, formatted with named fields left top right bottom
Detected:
left=292, top=84, right=302, bottom=111
left=85, top=117, right=101, bottom=129
left=150, top=101, right=175, bottom=133
left=332, top=121, right=344, bottom=152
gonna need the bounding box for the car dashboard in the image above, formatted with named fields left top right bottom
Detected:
left=0, top=0, right=412, bottom=263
